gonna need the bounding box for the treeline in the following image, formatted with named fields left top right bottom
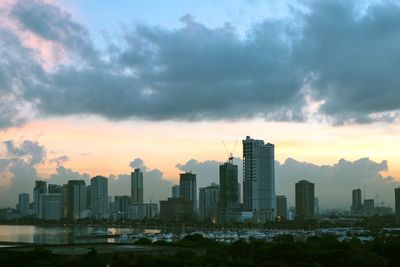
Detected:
left=1, top=234, right=400, bottom=267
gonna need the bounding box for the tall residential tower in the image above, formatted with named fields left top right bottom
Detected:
left=242, top=136, right=276, bottom=221
left=131, top=168, right=144, bottom=204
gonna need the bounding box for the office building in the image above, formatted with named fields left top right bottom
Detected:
left=48, top=184, right=62, bottom=194
left=396, top=188, right=400, bottom=225
left=276, top=195, right=287, bottom=220
left=314, top=197, right=320, bottom=215
left=90, top=176, right=109, bottom=219
left=243, top=136, right=276, bottom=222
left=159, top=198, right=194, bottom=221
left=172, top=185, right=180, bottom=198
left=179, top=172, right=197, bottom=212
left=67, top=180, right=87, bottom=220
left=199, top=183, right=219, bottom=223
left=131, top=168, right=143, bottom=204
left=363, top=199, right=375, bottom=217
left=219, top=158, right=239, bottom=224
left=114, top=195, right=131, bottom=219
left=18, top=193, right=30, bottom=216
left=41, top=194, right=62, bottom=221
left=295, top=180, right=315, bottom=220
left=33, top=180, right=47, bottom=217
left=128, top=203, right=158, bottom=220
left=351, top=189, right=363, bottom=215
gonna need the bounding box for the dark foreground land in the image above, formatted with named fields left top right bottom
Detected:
left=1, top=234, right=400, bottom=267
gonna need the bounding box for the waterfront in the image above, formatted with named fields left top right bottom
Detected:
left=0, top=225, right=136, bottom=244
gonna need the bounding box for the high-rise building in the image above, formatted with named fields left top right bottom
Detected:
left=199, top=183, right=219, bottom=222
left=18, top=193, right=30, bottom=216
left=41, top=194, right=62, bottom=221
left=179, top=172, right=197, bottom=212
left=67, top=180, right=87, bottom=220
left=33, top=180, right=47, bottom=217
left=172, top=185, right=180, bottom=198
left=48, top=184, right=62, bottom=194
left=314, top=197, right=320, bottom=215
left=114, top=195, right=131, bottom=219
left=219, top=158, right=239, bottom=224
left=131, top=168, right=144, bottom=204
left=295, top=180, right=315, bottom=220
left=363, top=199, right=375, bottom=217
left=395, top=188, right=400, bottom=225
left=159, top=198, right=194, bottom=221
left=242, top=136, right=276, bottom=221
left=128, top=203, right=158, bottom=220
left=276, top=195, right=287, bottom=220
left=352, top=189, right=363, bottom=215
left=90, top=176, right=109, bottom=219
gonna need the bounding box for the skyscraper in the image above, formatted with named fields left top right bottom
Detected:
left=363, top=199, right=375, bottom=217
left=131, top=168, right=143, bottom=204
left=33, top=180, right=47, bottom=217
left=48, top=184, right=62, bottom=194
left=276, top=195, right=287, bottom=220
left=172, top=185, right=180, bottom=198
left=242, top=136, right=276, bottom=221
left=219, top=158, right=239, bottom=224
left=179, top=172, right=197, bottom=212
left=18, top=193, right=30, bottom=216
left=352, top=189, right=363, bottom=215
left=199, top=183, right=219, bottom=222
left=67, top=180, right=87, bottom=220
left=295, top=180, right=315, bottom=220
left=90, top=176, right=109, bottom=219
left=395, top=188, right=400, bottom=225
left=41, top=194, right=62, bottom=221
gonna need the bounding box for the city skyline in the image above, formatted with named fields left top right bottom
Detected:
left=1, top=0, right=400, bottom=210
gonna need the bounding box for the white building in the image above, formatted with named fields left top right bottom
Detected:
left=90, top=176, right=109, bottom=219
left=242, top=136, right=276, bottom=222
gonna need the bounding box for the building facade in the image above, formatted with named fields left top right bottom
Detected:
left=219, top=159, right=239, bottom=224
left=67, top=180, right=87, bottom=220
left=242, top=136, right=276, bottom=221
left=363, top=199, right=375, bottom=217
left=114, top=195, right=131, bottom=219
left=131, top=168, right=144, bottom=204
left=159, top=198, right=194, bottom=221
left=352, top=189, right=363, bottom=215
left=33, top=180, right=47, bottom=217
left=18, top=193, right=30, bottom=216
left=41, top=193, right=62, bottom=221
left=179, top=172, right=197, bottom=212
left=128, top=203, right=158, bottom=220
left=90, top=176, right=109, bottom=219
left=172, top=185, right=180, bottom=198
left=276, top=195, right=287, bottom=220
left=295, top=180, right=315, bottom=220
left=199, top=183, right=219, bottom=223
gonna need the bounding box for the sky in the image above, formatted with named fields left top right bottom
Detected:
left=1, top=0, right=400, bottom=209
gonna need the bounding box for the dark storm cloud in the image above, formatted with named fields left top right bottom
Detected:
left=1, top=0, right=400, bottom=127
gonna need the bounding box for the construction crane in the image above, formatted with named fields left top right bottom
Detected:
left=222, top=140, right=238, bottom=164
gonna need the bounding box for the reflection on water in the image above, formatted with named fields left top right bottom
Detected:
left=0, top=225, right=140, bottom=244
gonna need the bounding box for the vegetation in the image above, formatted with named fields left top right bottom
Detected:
left=1, top=234, right=400, bottom=267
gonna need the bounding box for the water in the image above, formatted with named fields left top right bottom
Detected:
left=0, top=225, right=136, bottom=244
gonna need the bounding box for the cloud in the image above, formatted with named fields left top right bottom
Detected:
left=129, top=158, right=145, bottom=170
left=1, top=0, right=400, bottom=128
left=48, top=155, right=69, bottom=167
left=3, top=139, right=46, bottom=166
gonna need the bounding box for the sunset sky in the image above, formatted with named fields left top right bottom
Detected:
left=1, top=0, right=400, bottom=208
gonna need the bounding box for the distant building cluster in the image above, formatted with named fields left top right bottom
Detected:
left=6, top=135, right=400, bottom=225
